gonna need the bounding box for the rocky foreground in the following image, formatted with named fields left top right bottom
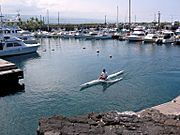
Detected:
left=37, top=108, right=180, bottom=135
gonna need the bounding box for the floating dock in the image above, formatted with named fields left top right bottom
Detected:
left=0, top=59, right=24, bottom=95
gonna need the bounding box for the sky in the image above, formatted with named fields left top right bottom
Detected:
left=1, top=0, right=180, bottom=22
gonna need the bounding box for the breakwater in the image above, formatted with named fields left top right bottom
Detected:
left=37, top=96, right=180, bottom=135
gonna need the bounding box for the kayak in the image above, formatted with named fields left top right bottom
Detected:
left=80, top=70, right=124, bottom=88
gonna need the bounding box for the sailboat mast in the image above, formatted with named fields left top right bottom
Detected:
left=129, top=0, right=131, bottom=26
left=58, top=11, right=60, bottom=26
left=116, top=6, right=119, bottom=27
left=0, top=5, right=3, bottom=29
left=47, top=9, right=49, bottom=31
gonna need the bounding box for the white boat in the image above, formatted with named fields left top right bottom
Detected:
left=128, top=31, right=145, bottom=42
left=94, top=33, right=112, bottom=40
left=0, top=26, right=38, bottom=44
left=80, top=70, right=124, bottom=88
left=175, top=28, right=180, bottom=45
left=156, top=30, right=175, bottom=44
left=17, top=30, right=38, bottom=44
left=144, top=34, right=158, bottom=43
left=0, top=35, right=40, bottom=57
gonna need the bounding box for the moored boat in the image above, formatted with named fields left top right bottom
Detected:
left=128, top=31, right=145, bottom=42
left=144, top=34, right=158, bottom=43
left=0, top=35, right=40, bottom=57
left=156, top=30, right=175, bottom=44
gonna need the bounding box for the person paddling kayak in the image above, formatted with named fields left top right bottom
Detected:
left=99, top=69, right=108, bottom=80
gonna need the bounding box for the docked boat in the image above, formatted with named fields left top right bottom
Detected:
left=128, top=31, right=145, bottom=42
left=0, top=35, right=40, bottom=57
left=0, top=26, right=39, bottom=44
left=94, top=33, right=112, bottom=40
left=175, top=28, right=180, bottom=45
left=17, top=30, right=38, bottom=44
left=156, top=30, right=175, bottom=44
left=144, top=34, right=158, bottom=43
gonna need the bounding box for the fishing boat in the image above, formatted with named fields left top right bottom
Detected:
left=80, top=70, right=124, bottom=88
left=0, top=35, right=40, bottom=57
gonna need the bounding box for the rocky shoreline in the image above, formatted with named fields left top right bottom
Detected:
left=37, top=97, right=180, bottom=135
left=37, top=109, right=180, bottom=135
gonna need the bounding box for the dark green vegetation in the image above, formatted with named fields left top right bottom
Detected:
left=16, top=17, right=45, bottom=31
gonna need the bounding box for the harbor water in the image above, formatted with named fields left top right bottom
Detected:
left=1, top=38, right=180, bottom=135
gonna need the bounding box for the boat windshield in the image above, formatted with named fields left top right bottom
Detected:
left=164, top=34, right=172, bottom=39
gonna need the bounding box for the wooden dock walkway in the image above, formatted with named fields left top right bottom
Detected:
left=153, top=96, right=180, bottom=115
left=0, top=59, right=24, bottom=95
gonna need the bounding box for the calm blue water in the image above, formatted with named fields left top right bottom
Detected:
left=1, top=38, right=180, bottom=135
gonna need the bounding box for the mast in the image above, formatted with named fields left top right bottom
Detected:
left=0, top=5, right=4, bottom=32
left=47, top=9, right=49, bottom=31
left=0, top=5, right=3, bottom=25
left=58, top=11, right=60, bottom=26
left=105, top=15, right=107, bottom=26
left=158, top=11, right=161, bottom=29
left=129, top=0, right=131, bottom=27
left=116, top=6, right=119, bottom=27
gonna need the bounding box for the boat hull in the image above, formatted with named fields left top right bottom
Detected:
left=80, top=70, right=124, bottom=88
left=0, top=44, right=40, bottom=57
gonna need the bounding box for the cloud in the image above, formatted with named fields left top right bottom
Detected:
left=1, top=0, right=180, bottom=22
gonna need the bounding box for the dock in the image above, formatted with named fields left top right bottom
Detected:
left=0, top=59, right=24, bottom=96
left=153, top=96, right=180, bottom=115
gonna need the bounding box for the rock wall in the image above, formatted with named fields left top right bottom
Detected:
left=37, top=109, right=180, bottom=135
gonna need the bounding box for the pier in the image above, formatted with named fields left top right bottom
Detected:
left=153, top=96, right=180, bottom=115
left=0, top=59, right=24, bottom=96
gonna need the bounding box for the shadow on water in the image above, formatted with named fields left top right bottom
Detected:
left=0, top=83, right=25, bottom=97
left=3, top=52, right=40, bottom=62
left=0, top=53, right=40, bottom=97
left=3, top=52, right=40, bottom=68
left=102, top=80, right=122, bottom=92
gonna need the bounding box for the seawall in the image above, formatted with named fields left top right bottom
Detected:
left=37, top=96, right=180, bottom=135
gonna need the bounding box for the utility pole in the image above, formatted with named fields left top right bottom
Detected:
left=129, top=0, right=131, bottom=27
